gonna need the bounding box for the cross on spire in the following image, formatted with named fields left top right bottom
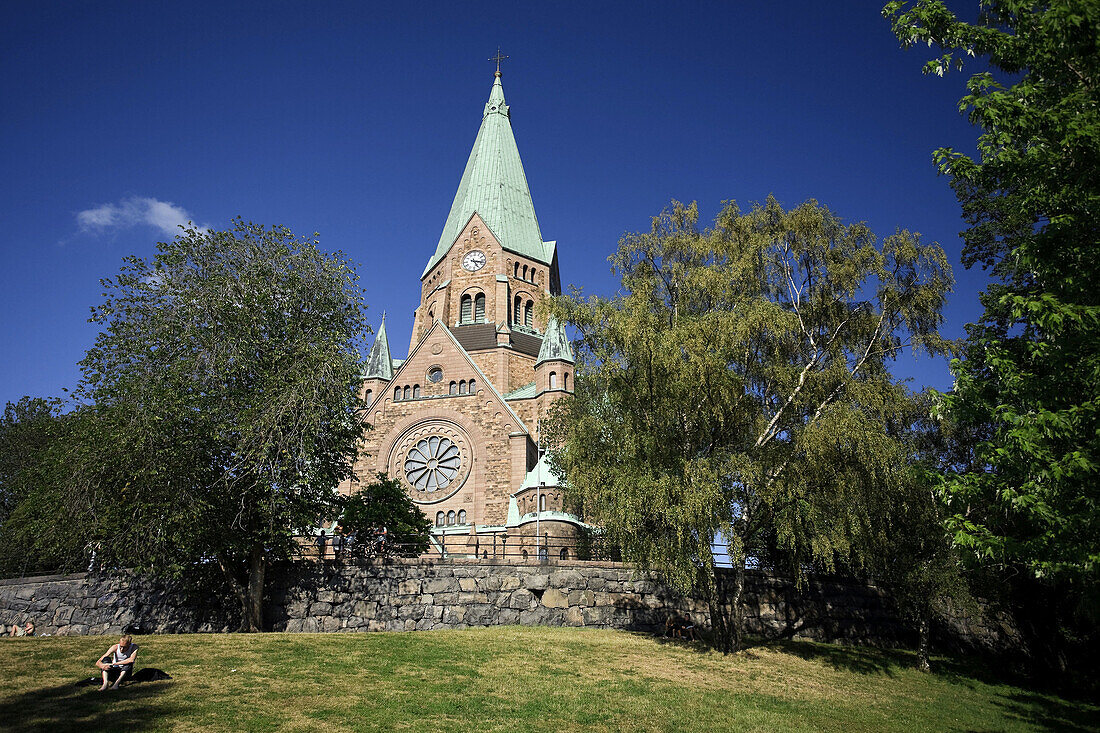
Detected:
left=490, top=47, right=508, bottom=75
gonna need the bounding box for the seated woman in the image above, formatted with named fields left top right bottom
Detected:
left=96, top=634, right=138, bottom=691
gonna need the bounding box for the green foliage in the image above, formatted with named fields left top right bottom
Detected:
left=338, top=474, right=432, bottom=557
left=546, top=197, right=953, bottom=650
left=885, top=1, right=1100, bottom=580
left=0, top=398, right=96, bottom=575
left=0, top=396, right=64, bottom=526
left=38, top=219, right=368, bottom=628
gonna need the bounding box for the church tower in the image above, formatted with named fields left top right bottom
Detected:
left=343, top=69, right=584, bottom=558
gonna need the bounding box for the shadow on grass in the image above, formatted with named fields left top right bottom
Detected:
left=755, top=638, right=912, bottom=677
left=0, top=676, right=175, bottom=733
left=991, top=690, right=1100, bottom=733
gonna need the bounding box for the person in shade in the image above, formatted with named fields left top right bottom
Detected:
left=9, top=621, right=34, bottom=637
left=96, top=634, right=138, bottom=691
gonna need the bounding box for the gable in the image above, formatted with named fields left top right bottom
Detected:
left=384, top=321, right=529, bottom=435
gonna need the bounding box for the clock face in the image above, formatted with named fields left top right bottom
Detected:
left=462, top=250, right=486, bottom=271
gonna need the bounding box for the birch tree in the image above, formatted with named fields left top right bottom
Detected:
left=546, top=198, right=952, bottom=651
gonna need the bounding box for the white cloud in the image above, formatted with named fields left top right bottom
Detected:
left=76, top=196, right=209, bottom=237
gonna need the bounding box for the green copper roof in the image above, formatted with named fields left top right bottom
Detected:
left=363, top=315, right=394, bottom=380
left=423, top=73, right=551, bottom=277
left=519, top=454, right=564, bottom=491
left=536, top=316, right=574, bottom=365
left=503, top=381, right=537, bottom=399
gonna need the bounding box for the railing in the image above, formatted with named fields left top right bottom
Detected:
left=293, top=531, right=622, bottom=563
left=0, top=533, right=625, bottom=580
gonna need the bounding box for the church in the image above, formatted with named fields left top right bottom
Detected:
left=338, top=68, right=586, bottom=559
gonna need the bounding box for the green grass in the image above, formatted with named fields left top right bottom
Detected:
left=0, top=627, right=1095, bottom=732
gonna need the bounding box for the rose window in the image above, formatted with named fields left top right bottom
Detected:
left=404, top=436, right=461, bottom=492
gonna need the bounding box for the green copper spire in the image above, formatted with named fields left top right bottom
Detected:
left=536, top=316, right=574, bottom=365
left=363, top=314, right=394, bottom=380
left=423, top=72, right=551, bottom=277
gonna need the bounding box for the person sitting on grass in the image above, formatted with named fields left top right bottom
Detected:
left=96, top=634, right=138, bottom=691
left=9, top=621, right=34, bottom=637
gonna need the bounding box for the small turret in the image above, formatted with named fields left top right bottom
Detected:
left=360, top=314, right=394, bottom=407
left=535, top=316, right=574, bottom=395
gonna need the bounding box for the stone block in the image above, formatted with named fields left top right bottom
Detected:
left=541, top=588, right=569, bottom=609
left=457, top=592, right=487, bottom=604
left=320, top=616, right=342, bottom=633
left=458, top=578, right=478, bottom=592
left=499, top=576, right=522, bottom=591
left=565, top=606, right=585, bottom=626
left=310, top=602, right=332, bottom=616
left=422, top=578, right=459, bottom=594
left=549, top=570, right=585, bottom=589
left=524, top=574, right=549, bottom=591
left=478, top=576, right=503, bottom=592
left=509, top=589, right=535, bottom=610
left=519, top=608, right=549, bottom=626
left=582, top=606, right=612, bottom=625
left=398, top=579, right=421, bottom=595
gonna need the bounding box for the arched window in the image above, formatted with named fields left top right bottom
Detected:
left=412, top=384, right=420, bottom=399
left=468, top=378, right=476, bottom=392
left=447, top=510, right=456, bottom=526
left=524, top=300, right=533, bottom=328
left=539, top=494, right=547, bottom=511
left=460, top=294, right=472, bottom=323
left=539, top=546, right=548, bottom=561
left=549, top=372, right=557, bottom=389
left=365, top=389, right=372, bottom=405
left=522, top=549, right=529, bottom=560
left=458, top=510, right=466, bottom=525
left=436, top=512, right=444, bottom=526
left=459, top=380, right=467, bottom=394
left=522, top=265, right=528, bottom=280
left=563, top=373, right=569, bottom=390
left=403, top=385, right=411, bottom=400
left=474, top=293, right=485, bottom=322
left=514, top=295, right=522, bottom=325
left=513, top=262, right=519, bottom=278
left=560, top=547, right=569, bottom=560
left=394, top=386, right=402, bottom=401
left=449, top=381, right=457, bottom=395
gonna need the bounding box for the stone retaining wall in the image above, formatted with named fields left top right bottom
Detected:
left=0, top=559, right=913, bottom=646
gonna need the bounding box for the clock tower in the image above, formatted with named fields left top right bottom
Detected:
left=341, top=69, right=584, bottom=557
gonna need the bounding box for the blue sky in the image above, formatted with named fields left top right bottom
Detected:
left=1, top=1, right=986, bottom=407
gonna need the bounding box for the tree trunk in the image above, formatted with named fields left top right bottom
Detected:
left=917, top=601, right=932, bottom=673
left=728, top=560, right=745, bottom=653
left=705, top=563, right=741, bottom=654
left=241, top=542, right=266, bottom=632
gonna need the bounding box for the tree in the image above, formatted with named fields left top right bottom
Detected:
left=0, top=396, right=92, bottom=576
left=545, top=197, right=952, bottom=652
left=338, top=474, right=432, bottom=558
left=0, top=396, right=64, bottom=526
left=71, top=219, right=367, bottom=630
left=884, top=1, right=1100, bottom=582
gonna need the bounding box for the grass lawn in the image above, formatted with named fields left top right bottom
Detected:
left=0, top=627, right=1095, bottom=732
